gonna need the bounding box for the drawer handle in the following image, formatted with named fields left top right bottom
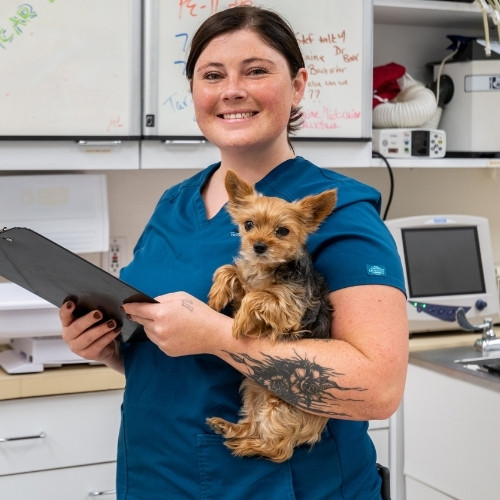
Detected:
left=0, top=431, right=46, bottom=442
left=88, top=490, right=116, bottom=497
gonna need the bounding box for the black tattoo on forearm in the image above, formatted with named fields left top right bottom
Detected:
left=226, top=349, right=367, bottom=417
left=182, top=299, right=194, bottom=312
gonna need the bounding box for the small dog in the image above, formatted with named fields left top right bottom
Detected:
left=207, top=170, right=337, bottom=462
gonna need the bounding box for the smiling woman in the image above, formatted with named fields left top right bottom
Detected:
left=60, top=6, right=408, bottom=500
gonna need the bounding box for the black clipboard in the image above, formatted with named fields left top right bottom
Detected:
left=0, top=227, right=156, bottom=342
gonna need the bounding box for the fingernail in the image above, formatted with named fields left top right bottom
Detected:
left=65, top=301, right=73, bottom=309
left=63, top=294, right=78, bottom=305
left=94, top=311, right=102, bottom=320
left=107, top=319, right=116, bottom=329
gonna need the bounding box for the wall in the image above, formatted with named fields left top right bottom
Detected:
left=99, top=166, right=500, bottom=269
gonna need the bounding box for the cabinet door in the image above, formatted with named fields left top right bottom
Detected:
left=0, top=390, right=123, bottom=475
left=404, top=364, right=500, bottom=500
left=0, top=0, right=141, bottom=139
left=406, top=476, right=456, bottom=500
left=368, top=427, right=389, bottom=468
left=368, top=419, right=389, bottom=467
left=0, top=462, right=117, bottom=500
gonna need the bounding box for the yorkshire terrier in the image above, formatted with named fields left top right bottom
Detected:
left=206, top=170, right=337, bottom=463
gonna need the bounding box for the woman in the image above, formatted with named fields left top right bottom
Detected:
left=60, top=6, right=408, bottom=499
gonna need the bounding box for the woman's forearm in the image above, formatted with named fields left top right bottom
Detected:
left=215, top=333, right=403, bottom=421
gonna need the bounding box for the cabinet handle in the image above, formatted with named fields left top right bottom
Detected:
left=88, top=490, right=116, bottom=497
left=0, top=431, right=46, bottom=442
left=76, top=140, right=123, bottom=146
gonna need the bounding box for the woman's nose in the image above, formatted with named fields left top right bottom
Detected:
left=221, top=76, right=247, bottom=100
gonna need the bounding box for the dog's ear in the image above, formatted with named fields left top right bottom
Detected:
left=225, top=170, right=255, bottom=204
left=296, top=189, right=337, bottom=232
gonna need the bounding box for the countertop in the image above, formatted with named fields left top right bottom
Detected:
left=0, top=331, right=496, bottom=401
left=409, top=330, right=500, bottom=393
left=0, top=362, right=125, bottom=401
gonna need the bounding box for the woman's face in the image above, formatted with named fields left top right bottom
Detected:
left=191, top=29, right=307, bottom=153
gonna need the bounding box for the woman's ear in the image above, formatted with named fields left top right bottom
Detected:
left=292, top=68, right=308, bottom=107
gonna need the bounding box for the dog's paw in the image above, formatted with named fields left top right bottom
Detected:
left=206, top=417, right=229, bottom=435
left=232, top=312, right=255, bottom=339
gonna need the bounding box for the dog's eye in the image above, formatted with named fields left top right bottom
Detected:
left=244, top=221, right=254, bottom=231
left=275, top=227, right=290, bottom=237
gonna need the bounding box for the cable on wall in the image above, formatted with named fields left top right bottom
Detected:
left=372, top=151, right=394, bottom=221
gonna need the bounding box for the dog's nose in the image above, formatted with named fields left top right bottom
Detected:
left=253, top=242, right=267, bottom=255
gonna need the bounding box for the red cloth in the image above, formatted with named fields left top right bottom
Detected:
left=373, top=62, right=406, bottom=108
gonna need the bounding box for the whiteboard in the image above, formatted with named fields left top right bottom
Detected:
left=143, top=0, right=372, bottom=140
left=0, top=0, right=141, bottom=139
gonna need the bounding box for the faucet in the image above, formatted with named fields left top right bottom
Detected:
left=455, top=308, right=500, bottom=353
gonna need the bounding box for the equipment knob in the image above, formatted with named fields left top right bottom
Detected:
left=475, top=300, right=487, bottom=311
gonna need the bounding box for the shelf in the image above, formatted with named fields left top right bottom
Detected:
left=374, top=0, right=482, bottom=28
left=371, top=156, right=500, bottom=168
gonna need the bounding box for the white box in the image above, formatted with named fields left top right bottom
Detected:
left=435, top=60, right=500, bottom=153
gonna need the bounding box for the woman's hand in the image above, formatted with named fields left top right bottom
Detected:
left=122, top=291, right=232, bottom=357
left=59, top=299, right=124, bottom=373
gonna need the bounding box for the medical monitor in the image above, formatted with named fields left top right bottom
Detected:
left=385, top=215, right=500, bottom=333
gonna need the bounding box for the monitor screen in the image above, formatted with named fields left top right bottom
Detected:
left=386, top=215, right=499, bottom=333
left=402, top=226, right=485, bottom=298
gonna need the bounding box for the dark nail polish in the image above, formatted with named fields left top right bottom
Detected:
left=94, top=311, right=102, bottom=320
left=107, top=319, right=116, bottom=329
left=63, top=294, right=78, bottom=305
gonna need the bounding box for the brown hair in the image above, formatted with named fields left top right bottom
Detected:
left=185, top=6, right=305, bottom=135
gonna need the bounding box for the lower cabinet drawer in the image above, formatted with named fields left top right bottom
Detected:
left=0, top=390, right=123, bottom=475
left=0, top=462, right=117, bottom=500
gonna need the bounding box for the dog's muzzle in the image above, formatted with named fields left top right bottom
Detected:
left=253, top=242, right=267, bottom=255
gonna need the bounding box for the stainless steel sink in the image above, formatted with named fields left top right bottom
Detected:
left=454, top=353, right=500, bottom=365
left=454, top=353, right=500, bottom=377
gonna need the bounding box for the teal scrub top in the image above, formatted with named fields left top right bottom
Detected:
left=117, top=157, right=405, bottom=499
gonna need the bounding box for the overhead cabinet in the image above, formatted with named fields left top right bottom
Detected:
left=0, top=1, right=494, bottom=170
left=0, top=0, right=141, bottom=139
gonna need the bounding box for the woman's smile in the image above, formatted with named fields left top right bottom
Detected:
left=219, top=111, right=258, bottom=120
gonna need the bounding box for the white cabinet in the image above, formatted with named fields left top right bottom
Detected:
left=0, top=140, right=140, bottom=171
left=1, top=1, right=494, bottom=171
left=0, top=463, right=117, bottom=500
left=403, top=364, right=500, bottom=500
left=405, top=476, right=456, bottom=500
left=368, top=419, right=390, bottom=468
left=0, top=0, right=142, bottom=171
left=0, top=390, right=123, bottom=500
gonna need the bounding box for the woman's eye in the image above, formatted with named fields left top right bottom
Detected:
left=248, top=67, right=268, bottom=76
left=275, top=227, right=290, bottom=237
left=203, top=72, right=222, bottom=81
left=244, top=221, right=254, bottom=231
